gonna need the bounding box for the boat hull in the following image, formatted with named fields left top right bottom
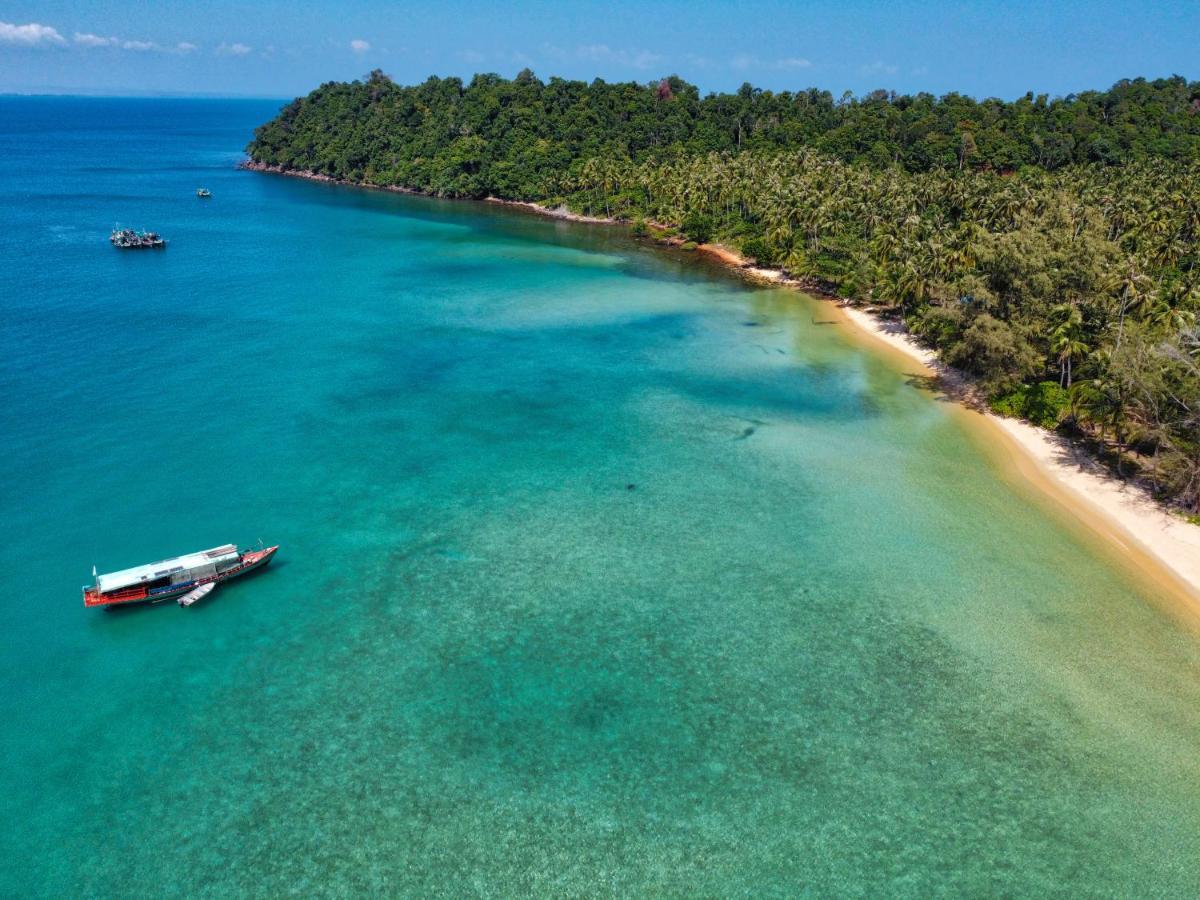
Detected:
left=83, top=546, right=277, bottom=608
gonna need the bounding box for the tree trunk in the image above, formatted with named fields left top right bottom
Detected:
left=1114, top=422, right=1125, bottom=477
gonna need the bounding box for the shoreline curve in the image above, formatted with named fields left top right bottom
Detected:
left=240, top=163, right=1200, bottom=613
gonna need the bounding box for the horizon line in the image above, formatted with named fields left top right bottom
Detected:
left=0, top=89, right=290, bottom=101
left=2, top=69, right=1195, bottom=106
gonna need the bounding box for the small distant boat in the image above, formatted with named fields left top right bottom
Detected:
left=110, top=227, right=166, bottom=249
left=83, top=543, right=278, bottom=608
left=196, top=188, right=211, bottom=198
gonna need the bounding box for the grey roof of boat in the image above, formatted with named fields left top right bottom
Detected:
left=96, top=544, right=239, bottom=592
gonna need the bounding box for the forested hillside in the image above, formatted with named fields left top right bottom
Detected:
left=247, top=71, right=1200, bottom=511
left=249, top=70, right=1200, bottom=191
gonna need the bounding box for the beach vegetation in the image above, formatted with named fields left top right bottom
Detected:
left=680, top=213, right=715, bottom=244
left=991, top=382, right=1071, bottom=429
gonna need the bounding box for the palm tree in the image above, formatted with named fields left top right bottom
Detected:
left=1110, top=257, right=1155, bottom=349
left=1049, top=305, right=1088, bottom=387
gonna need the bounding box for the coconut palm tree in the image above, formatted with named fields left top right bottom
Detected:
left=1049, top=305, right=1088, bottom=387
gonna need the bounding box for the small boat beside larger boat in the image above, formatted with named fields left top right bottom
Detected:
left=177, top=582, right=216, bottom=608
left=83, top=543, right=278, bottom=608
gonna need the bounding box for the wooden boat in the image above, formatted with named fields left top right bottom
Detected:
left=177, top=582, right=216, bottom=607
left=83, top=543, right=278, bottom=608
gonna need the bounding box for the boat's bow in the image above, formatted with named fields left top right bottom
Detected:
left=241, top=545, right=279, bottom=569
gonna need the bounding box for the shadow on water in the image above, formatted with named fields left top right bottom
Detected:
left=250, top=171, right=740, bottom=291
left=904, top=372, right=980, bottom=407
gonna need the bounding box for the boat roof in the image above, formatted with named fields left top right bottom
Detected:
left=96, top=544, right=239, bottom=592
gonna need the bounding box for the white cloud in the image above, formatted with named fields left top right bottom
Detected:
left=457, top=49, right=485, bottom=64
left=2, top=21, right=198, bottom=54
left=74, top=32, right=118, bottom=47
left=349, top=38, right=370, bottom=54
left=118, top=38, right=196, bottom=54
left=571, top=43, right=661, bottom=70
left=732, top=54, right=812, bottom=72
left=217, top=42, right=252, bottom=56
left=860, top=60, right=899, bottom=77
left=0, top=21, right=66, bottom=46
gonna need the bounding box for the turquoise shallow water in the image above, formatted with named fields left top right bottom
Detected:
left=2, top=98, right=1200, bottom=896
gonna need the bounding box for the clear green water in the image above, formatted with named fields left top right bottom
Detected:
left=2, top=98, right=1200, bottom=897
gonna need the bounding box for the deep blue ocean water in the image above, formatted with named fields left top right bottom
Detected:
left=2, top=97, right=1199, bottom=896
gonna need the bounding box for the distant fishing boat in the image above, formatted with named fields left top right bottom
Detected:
left=83, top=543, right=278, bottom=608
left=196, top=188, right=211, bottom=198
left=109, top=226, right=166, bottom=249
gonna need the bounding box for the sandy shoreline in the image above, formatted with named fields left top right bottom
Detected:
left=687, top=239, right=1200, bottom=609
left=697, top=236, right=1200, bottom=608
left=836, top=304, right=1200, bottom=611
left=240, top=165, right=1200, bottom=609
left=482, top=197, right=618, bottom=224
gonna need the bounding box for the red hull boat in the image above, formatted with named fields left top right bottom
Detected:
left=83, top=543, right=278, bottom=608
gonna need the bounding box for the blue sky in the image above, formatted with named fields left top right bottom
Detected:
left=1, top=0, right=1196, bottom=99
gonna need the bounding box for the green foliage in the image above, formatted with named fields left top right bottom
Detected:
left=911, top=305, right=965, bottom=347
left=248, top=73, right=1200, bottom=200
left=990, top=382, right=1072, bottom=428
left=944, top=314, right=1040, bottom=395
left=739, top=236, right=775, bottom=265
left=680, top=213, right=715, bottom=244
